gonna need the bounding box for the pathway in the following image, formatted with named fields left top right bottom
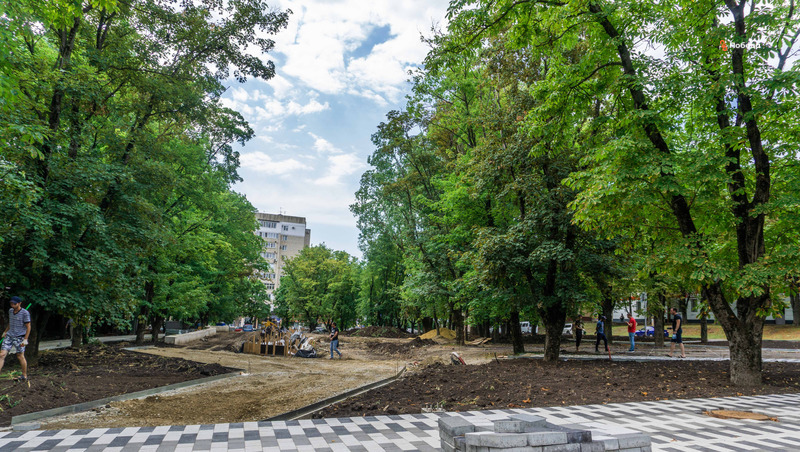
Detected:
left=2, top=393, right=799, bottom=451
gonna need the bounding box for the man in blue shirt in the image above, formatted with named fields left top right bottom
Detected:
left=595, top=315, right=608, bottom=353
left=0, top=296, right=31, bottom=382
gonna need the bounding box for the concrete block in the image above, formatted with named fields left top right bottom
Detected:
left=542, top=443, right=581, bottom=452
left=616, top=434, right=651, bottom=449
left=465, top=432, right=529, bottom=448
left=12, top=422, right=40, bottom=431
left=455, top=436, right=467, bottom=452
left=495, top=420, right=529, bottom=433
left=618, top=448, right=643, bottom=452
left=595, top=437, right=619, bottom=450
left=580, top=441, right=605, bottom=452
left=164, top=327, right=216, bottom=345
left=442, top=441, right=456, bottom=452
left=510, top=414, right=548, bottom=431
left=544, top=424, right=592, bottom=443
left=527, top=431, right=568, bottom=446
left=465, top=445, right=490, bottom=452
left=440, top=416, right=477, bottom=437
left=487, top=448, right=541, bottom=452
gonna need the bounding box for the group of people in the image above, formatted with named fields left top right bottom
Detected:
left=572, top=307, right=686, bottom=357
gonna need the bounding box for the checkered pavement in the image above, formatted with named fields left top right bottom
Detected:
left=2, top=393, right=799, bottom=451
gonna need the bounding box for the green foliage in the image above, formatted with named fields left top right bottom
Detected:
left=0, top=0, right=288, bottom=345
left=276, top=245, right=361, bottom=330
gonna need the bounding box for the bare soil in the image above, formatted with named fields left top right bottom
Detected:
left=0, top=345, right=232, bottom=427
left=6, top=331, right=800, bottom=430
left=36, top=332, right=500, bottom=429
left=314, top=359, right=800, bottom=418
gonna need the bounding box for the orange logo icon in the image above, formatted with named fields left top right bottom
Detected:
left=720, top=40, right=728, bottom=51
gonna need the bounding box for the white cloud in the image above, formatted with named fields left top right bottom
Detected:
left=310, top=133, right=340, bottom=154
left=315, top=153, right=367, bottom=186
left=287, top=98, right=329, bottom=115
left=240, top=151, right=312, bottom=175
left=268, top=0, right=449, bottom=103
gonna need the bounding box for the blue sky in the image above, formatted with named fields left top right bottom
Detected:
left=222, top=1, right=450, bottom=258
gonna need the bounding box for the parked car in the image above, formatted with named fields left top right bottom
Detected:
left=634, top=326, right=668, bottom=337
left=520, top=321, right=532, bottom=334
left=562, top=323, right=573, bottom=335
left=313, top=326, right=327, bottom=334
left=243, top=324, right=254, bottom=332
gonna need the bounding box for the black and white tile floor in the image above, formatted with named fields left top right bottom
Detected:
left=1, top=392, right=799, bottom=451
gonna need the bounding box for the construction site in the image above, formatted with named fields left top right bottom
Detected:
left=5, top=326, right=503, bottom=429
left=4, top=325, right=800, bottom=436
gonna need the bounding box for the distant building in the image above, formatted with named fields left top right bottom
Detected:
left=254, top=213, right=311, bottom=302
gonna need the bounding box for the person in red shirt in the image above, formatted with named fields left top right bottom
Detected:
left=627, top=312, right=637, bottom=352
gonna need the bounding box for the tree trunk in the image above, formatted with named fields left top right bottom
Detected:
left=509, top=310, right=524, bottom=354
left=791, top=292, right=800, bottom=327
left=542, top=303, right=566, bottom=361
left=703, top=285, right=766, bottom=386
left=728, top=325, right=763, bottom=386
left=421, top=316, right=433, bottom=333
left=700, top=316, right=708, bottom=343
left=135, top=304, right=150, bottom=345
left=151, top=316, right=164, bottom=343
left=602, top=297, right=614, bottom=344
left=25, top=309, right=50, bottom=365
left=654, top=292, right=666, bottom=348
left=71, top=324, right=84, bottom=348
left=453, top=307, right=465, bottom=345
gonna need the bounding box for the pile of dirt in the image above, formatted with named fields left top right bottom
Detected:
left=0, top=344, right=235, bottom=427
left=348, top=326, right=413, bottom=338
left=313, top=359, right=800, bottom=418
left=367, top=337, right=437, bottom=356
left=419, top=328, right=457, bottom=340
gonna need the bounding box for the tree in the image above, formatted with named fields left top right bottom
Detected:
left=277, top=245, right=361, bottom=330
left=444, top=0, right=800, bottom=384
left=1, top=0, right=288, bottom=354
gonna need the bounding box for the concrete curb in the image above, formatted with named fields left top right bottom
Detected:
left=11, top=371, right=241, bottom=429
left=264, top=366, right=406, bottom=421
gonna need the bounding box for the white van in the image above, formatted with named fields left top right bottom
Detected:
left=520, top=321, right=532, bottom=334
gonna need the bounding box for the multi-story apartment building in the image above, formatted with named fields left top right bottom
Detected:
left=254, top=213, right=311, bottom=302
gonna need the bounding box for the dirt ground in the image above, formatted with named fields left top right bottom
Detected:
left=7, top=331, right=800, bottom=430
left=36, top=332, right=505, bottom=429
left=315, top=359, right=800, bottom=418
left=0, top=345, right=232, bottom=427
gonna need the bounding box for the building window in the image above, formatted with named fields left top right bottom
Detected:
left=266, top=242, right=276, bottom=248
left=282, top=225, right=289, bottom=231
left=267, top=232, right=279, bottom=238
left=280, top=245, right=287, bottom=250
left=265, top=283, right=275, bottom=290
left=259, top=220, right=277, bottom=228
left=282, top=235, right=288, bottom=240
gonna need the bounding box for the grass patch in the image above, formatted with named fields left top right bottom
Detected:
left=681, top=324, right=800, bottom=341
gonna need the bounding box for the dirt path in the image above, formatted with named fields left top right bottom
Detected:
left=38, top=333, right=508, bottom=429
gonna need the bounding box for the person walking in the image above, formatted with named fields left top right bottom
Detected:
left=0, top=296, right=31, bottom=382
left=595, top=315, right=608, bottom=353
left=329, top=322, right=342, bottom=359
left=668, top=307, right=686, bottom=358
left=627, top=312, right=637, bottom=352
left=574, top=318, right=585, bottom=352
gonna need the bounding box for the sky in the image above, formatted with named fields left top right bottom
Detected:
left=221, top=1, right=451, bottom=258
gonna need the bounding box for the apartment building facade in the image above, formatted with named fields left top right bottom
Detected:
left=255, top=212, right=311, bottom=302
